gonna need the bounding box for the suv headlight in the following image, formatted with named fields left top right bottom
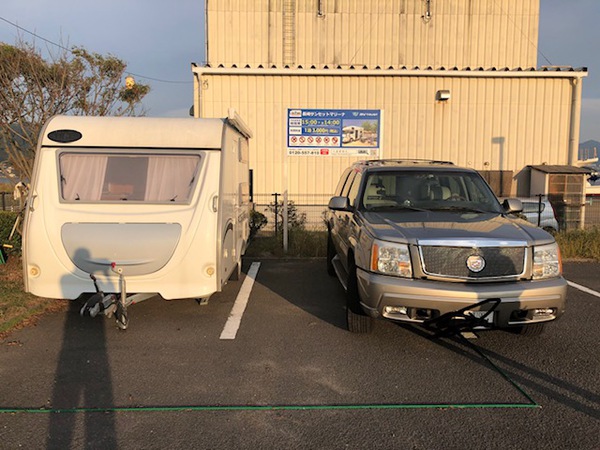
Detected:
left=371, top=239, right=412, bottom=278
left=532, top=242, right=562, bottom=280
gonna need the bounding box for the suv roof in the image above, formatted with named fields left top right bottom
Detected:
left=354, top=159, right=455, bottom=168
left=352, top=159, right=468, bottom=174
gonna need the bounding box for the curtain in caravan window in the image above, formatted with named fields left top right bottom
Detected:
left=144, top=155, right=199, bottom=202
left=60, top=154, right=108, bottom=201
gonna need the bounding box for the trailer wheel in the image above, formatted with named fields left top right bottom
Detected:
left=116, top=303, right=128, bottom=330
left=229, top=262, right=242, bottom=281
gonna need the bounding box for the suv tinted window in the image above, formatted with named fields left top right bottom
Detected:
left=341, top=171, right=357, bottom=197
left=334, top=168, right=352, bottom=196
left=347, top=173, right=363, bottom=208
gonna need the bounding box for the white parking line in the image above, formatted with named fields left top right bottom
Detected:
left=220, top=262, right=261, bottom=340
left=567, top=280, right=600, bottom=299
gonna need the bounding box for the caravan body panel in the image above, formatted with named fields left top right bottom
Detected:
left=23, top=115, right=251, bottom=300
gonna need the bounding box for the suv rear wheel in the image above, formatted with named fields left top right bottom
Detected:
left=346, top=258, right=373, bottom=333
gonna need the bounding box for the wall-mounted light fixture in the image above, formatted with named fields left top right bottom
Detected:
left=422, top=0, right=432, bottom=23
left=317, top=0, right=326, bottom=18
left=436, top=90, right=451, bottom=101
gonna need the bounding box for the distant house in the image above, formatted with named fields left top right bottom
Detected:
left=579, top=140, right=600, bottom=162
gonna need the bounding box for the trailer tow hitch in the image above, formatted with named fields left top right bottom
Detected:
left=79, top=263, right=130, bottom=330
left=423, top=298, right=501, bottom=338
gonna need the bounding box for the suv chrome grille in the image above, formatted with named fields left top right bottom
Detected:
left=420, top=245, right=526, bottom=279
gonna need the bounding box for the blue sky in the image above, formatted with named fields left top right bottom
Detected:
left=0, top=0, right=598, bottom=140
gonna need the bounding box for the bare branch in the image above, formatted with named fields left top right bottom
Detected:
left=0, top=40, right=150, bottom=182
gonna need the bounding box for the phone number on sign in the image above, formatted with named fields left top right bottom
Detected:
left=288, top=149, right=332, bottom=156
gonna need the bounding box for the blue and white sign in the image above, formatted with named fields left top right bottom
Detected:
left=287, top=108, right=382, bottom=156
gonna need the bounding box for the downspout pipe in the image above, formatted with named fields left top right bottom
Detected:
left=568, top=77, right=583, bottom=165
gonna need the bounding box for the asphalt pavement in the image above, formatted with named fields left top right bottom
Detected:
left=0, top=258, right=598, bottom=449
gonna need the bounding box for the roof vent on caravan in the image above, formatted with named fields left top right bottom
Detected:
left=47, top=129, right=83, bottom=143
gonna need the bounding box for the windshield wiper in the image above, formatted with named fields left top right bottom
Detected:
left=367, top=204, right=428, bottom=212
left=430, top=205, right=494, bottom=214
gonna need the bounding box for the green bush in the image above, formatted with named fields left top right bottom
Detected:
left=0, top=211, right=21, bottom=255
left=249, top=209, right=268, bottom=239
left=267, top=200, right=307, bottom=230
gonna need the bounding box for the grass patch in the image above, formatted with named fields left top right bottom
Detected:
left=246, top=229, right=327, bottom=257
left=0, top=257, right=68, bottom=340
left=555, top=227, right=600, bottom=260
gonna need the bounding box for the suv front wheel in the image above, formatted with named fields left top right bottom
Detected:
left=327, top=230, right=336, bottom=277
left=514, top=322, right=546, bottom=336
left=346, top=258, right=373, bottom=333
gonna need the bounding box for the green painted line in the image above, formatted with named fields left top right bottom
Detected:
left=0, top=331, right=539, bottom=415
left=0, top=402, right=540, bottom=414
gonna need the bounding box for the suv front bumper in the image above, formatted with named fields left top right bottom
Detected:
left=356, top=268, right=567, bottom=327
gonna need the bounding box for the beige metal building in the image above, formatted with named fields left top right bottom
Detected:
left=195, top=0, right=587, bottom=209
left=205, top=0, right=540, bottom=68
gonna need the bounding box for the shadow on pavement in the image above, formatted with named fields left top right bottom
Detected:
left=47, top=301, right=117, bottom=449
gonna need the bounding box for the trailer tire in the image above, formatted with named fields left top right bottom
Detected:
left=229, top=262, right=242, bottom=281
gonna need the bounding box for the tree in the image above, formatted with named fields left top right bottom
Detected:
left=0, top=40, right=150, bottom=182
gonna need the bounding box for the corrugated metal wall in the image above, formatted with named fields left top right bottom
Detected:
left=195, top=69, right=582, bottom=197
left=206, top=0, right=540, bottom=69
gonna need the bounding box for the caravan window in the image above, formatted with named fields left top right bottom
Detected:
left=59, top=152, right=201, bottom=203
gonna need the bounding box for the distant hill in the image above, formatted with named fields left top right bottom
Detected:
left=579, top=139, right=600, bottom=162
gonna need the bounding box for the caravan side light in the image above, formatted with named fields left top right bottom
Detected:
left=29, top=265, right=40, bottom=277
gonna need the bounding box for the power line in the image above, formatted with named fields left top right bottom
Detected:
left=0, top=15, right=192, bottom=84
left=491, top=0, right=553, bottom=66
left=0, top=16, right=70, bottom=52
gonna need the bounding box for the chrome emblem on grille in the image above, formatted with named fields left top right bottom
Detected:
left=466, top=255, right=486, bottom=272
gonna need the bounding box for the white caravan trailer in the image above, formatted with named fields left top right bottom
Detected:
left=23, top=111, right=252, bottom=328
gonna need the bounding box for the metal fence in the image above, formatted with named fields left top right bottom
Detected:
left=251, top=192, right=600, bottom=234
left=584, top=195, right=600, bottom=229
left=252, top=193, right=330, bottom=233
left=0, top=192, right=23, bottom=212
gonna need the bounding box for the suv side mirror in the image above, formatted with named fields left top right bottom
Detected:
left=503, top=198, right=523, bottom=214
left=328, top=196, right=352, bottom=211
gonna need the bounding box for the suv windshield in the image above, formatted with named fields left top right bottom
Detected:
left=360, top=170, right=503, bottom=213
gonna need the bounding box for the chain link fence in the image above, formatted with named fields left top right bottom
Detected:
left=252, top=193, right=330, bottom=234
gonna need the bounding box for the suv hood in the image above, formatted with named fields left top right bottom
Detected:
left=361, top=210, right=553, bottom=245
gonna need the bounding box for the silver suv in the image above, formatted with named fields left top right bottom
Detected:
left=326, top=160, right=567, bottom=336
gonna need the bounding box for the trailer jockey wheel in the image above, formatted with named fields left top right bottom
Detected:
left=116, top=302, right=129, bottom=330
